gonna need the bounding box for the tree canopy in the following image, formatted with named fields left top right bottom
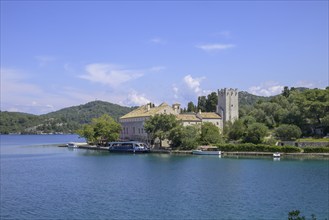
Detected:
left=168, top=125, right=200, bottom=150
left=77, top=114, right=122, bottom=145
left=144, top=114, right=178, bottom=147
left=200, top=122, right=223, bottom=145
left=274, top=124, right=302, bottom=141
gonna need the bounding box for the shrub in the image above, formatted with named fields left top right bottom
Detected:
left=216, top=143, right=301, bottom=153
left=275, top=124, right=302, bottom=141
left=303, top=147, right=329, bottom=153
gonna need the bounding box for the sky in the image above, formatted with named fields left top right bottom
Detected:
left=1, top=1, right=328, bottom=115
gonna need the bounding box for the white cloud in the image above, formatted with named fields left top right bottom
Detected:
left=172, top=84, right=179, bottom=99
left=248, top=80, right=327, bottom=97
left=248, top=82, right=284, bottom=96
left=124, top=90, right=151, bottom=106
left=183, top=74, right=206, bottom=95
left=169, top=75, right=212, bottom=109
left=80, top=63, right=144, bottom=87
left=196, top=43, right=236, bottom=52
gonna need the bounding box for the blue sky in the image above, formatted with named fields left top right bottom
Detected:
left=1, top=1, right=328, bottom=115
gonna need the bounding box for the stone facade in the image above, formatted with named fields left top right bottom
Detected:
left=119, top=102, right=177, bottom=141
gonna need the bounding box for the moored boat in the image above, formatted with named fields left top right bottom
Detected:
left=108, top=141, right=150, bottom=153
left=67, top=142, right=78, bottom=148
left=192, top=146, right=221, bottom=155
left=273, top=152, right=281, bottom=158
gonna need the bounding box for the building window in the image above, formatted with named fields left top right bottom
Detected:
left=133, top=127, right=135, bottom=134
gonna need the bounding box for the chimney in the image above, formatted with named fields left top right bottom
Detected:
left=172, top=103, right=181, bottom=114
left=147, top=103, right=151, bottom=111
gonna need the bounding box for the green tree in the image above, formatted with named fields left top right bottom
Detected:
left=78, top=124, right=96, bottom=143
left=274, top=124, right=302, bottom=141
left=226, top=119, right=246, bottom=141
left=168, top=125, right=200, bottom=150
left=243, top=123, right=268, bottom=144
left=144, top=114, right=179, bottom=147
left=181, top=125, right=200, bottom=149
left=187, top=101, right=197, bottom=112
left=77, top=114, right=122, bottom=145
left=241, top=116, right=256, bottom=128
left=282, top=86, right=290, bottom=98
left=200, top=122, right=222, bottom=145
left=290, top=88, right=329, bottom=135
left=206, top=92, right=218, bottom=112
left=168, top=125, right=184, bottom=148
left=197, top=96, right=207, bottom=112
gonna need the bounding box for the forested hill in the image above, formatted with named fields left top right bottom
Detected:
left=238, top=91, right=272, bottom=106
left=0, top=101, right=136, bottom=134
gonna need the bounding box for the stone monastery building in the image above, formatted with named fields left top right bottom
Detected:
left=119, top=88, right=238, bottom=142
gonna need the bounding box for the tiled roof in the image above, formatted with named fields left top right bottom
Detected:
left=120, top=102, right=171, bottom=119
left=176, top=114, right=201, bottom=122
left=198, top=112, right=221, bottom=119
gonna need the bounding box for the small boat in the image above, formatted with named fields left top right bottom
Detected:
left=273, top=152, right=281, bottom=158
left=108, top=141, right=150, bottom=153
left=67, top=142, right=78, bottom=148
left=192, top=146, right=221, bottom=155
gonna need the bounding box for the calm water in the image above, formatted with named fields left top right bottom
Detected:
left=1, top=135, right=328, bottom=219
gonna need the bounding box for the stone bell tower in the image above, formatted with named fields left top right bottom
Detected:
left=217, top=88, right=239, bottom=125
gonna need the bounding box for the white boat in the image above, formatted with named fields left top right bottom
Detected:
left=192, top=150, right=221, bottom=155
left=192, top=146, right=221, bottom=155
left=273, top=152, right=281, bottom=158
left=67, top=142, right=78, bottom=148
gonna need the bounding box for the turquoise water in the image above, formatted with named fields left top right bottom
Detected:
left=1, top=135, right=328, bottom=219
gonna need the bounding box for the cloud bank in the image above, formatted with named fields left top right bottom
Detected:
left=80, top=63, right=144, bottom=87
left=248, top=82, right=285, bottom=96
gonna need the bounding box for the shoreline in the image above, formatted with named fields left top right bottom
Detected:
left=58, top=144, right=329, bottom=159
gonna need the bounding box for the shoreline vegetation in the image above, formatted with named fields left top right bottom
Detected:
left=58, top=143, right=329, bottom=159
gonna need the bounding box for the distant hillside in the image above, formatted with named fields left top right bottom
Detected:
left=238, top=91, right=272, bottom=106
left=0, top=112, right=41, bottom=134
left=0, top=101, right=135, bottom=134
left=44, top=100, right=134, bottom=123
